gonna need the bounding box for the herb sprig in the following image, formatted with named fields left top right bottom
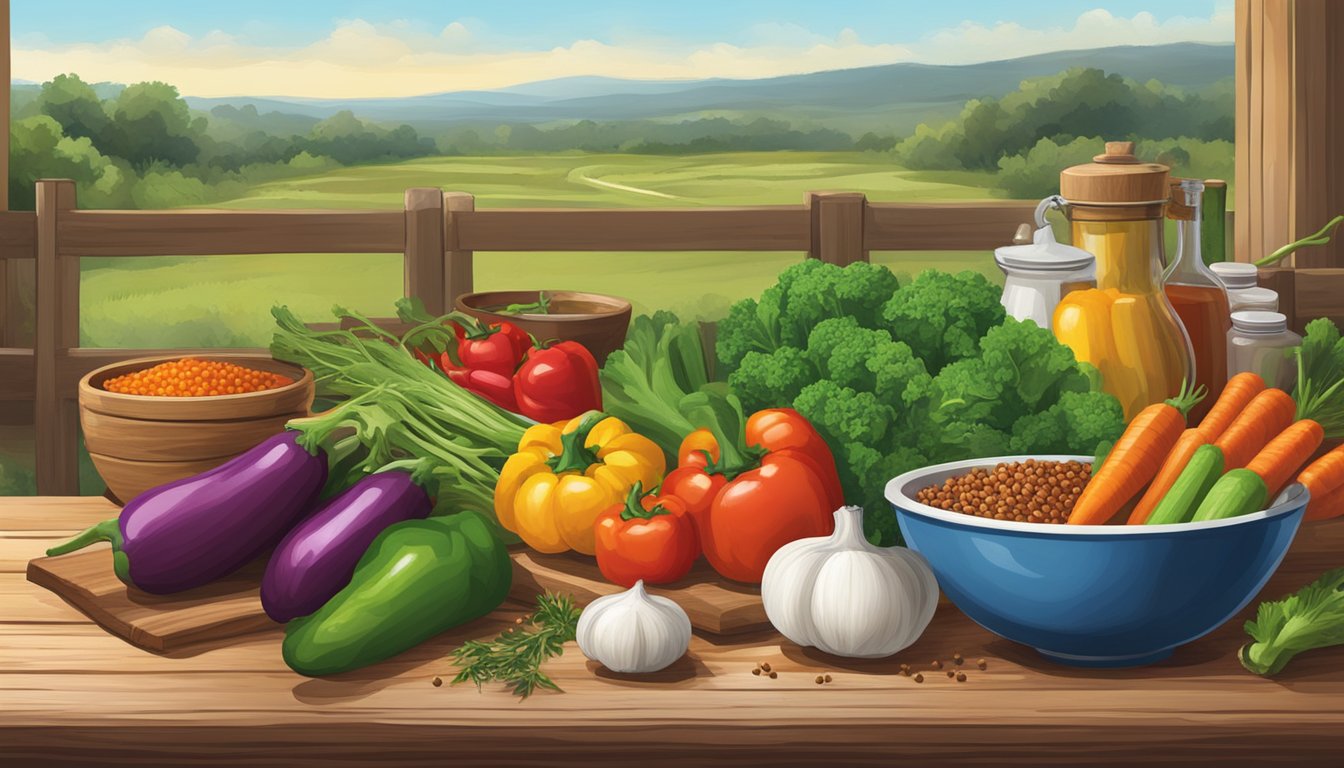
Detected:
left=1241, top=567, right=1344, bottom=676
left=451, top=593, right=580, bottom=698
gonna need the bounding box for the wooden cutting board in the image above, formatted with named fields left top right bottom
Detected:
left=26, top=549, right=276, bottom=652
left=508, top=550, right=767, bottom=635
left=27, top=546, right=768, bottom=652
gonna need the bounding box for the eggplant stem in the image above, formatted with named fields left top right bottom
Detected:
left=45, top=518, right=132, bottom=586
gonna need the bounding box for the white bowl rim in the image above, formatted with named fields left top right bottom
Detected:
left=885, top=454, right=1309, bottom=536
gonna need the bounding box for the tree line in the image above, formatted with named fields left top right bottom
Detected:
left=9, top=67, right=1235, bottom=209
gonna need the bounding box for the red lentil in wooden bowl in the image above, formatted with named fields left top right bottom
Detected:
left=78, top=354, right=314, bottom=503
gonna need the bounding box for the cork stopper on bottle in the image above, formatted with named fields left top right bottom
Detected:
left=1059, top=141, right=1171, bottom=221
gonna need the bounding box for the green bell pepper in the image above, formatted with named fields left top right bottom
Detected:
left=282, top=511, right=512, bottom=676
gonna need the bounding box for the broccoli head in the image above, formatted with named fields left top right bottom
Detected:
left=728, top=347, right=815, bottom=414
left=978, top=317, right=1091, bottom=416
left=804, top=316, right=932, bottom=413
left=792, top=379, right=894, bottom=446
left=882, top=269, right=1005, bottom=373
left=842, top=443, right=927, bottom=546
left=715, top=297, right=781, bottom=375
left=779, top=259, right=901, bottom=339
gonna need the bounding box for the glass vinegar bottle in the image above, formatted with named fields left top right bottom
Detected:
left=1163, top=179, right=1230, bottom=421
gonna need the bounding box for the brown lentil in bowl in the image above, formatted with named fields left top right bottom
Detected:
left=914, top=459, right=1092, bottom=524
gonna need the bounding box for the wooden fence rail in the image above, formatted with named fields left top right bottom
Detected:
left=0, top=179, right=1038, bottom=495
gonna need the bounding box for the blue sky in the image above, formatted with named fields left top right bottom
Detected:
left=11, top=1, right=1234, bottom=97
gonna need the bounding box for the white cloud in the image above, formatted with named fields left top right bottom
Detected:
left=11, top=8, right=1233, bottom=99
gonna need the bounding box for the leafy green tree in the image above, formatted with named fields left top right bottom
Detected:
left=37, top=73, right=111, bottom=145
left=101, top=81, right=203, bottom=169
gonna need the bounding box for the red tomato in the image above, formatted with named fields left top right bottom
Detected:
left=593, top=486, right=700, bottom=587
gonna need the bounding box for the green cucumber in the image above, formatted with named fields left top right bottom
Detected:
left=1146, top=444, right=1225, bottom=525
left=1191, top=469, right=1269, bottom=522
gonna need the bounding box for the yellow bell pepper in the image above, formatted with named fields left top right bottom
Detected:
left=494, top=411, right=665, bottom=555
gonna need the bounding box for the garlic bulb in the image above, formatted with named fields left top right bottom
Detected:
left=761, top=506, right=939, bottom=659
left=577, top=580, right=691, bottom=673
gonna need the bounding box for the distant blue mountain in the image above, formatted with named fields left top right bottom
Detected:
left=33, top=42, right=1227, bottom=131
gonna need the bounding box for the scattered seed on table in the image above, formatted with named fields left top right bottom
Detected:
left=913, top=674, right=924, bottom=683
left=977, top=659, right=988, bottom=670
left=899, top=663, right=910, bottom=671
left=824, top=674, right=832, bottom=683
left=752, top=667, right=761, bottom=676
left=953, top=653, right=964, bottom=665
left=761, top=662, right=772, bottom=672
left=769, top=671, right=778, bottom=679
left=956, top=672, right=967, bottom=682
left=815, top=675, right=825, bottom=684
left=946, top=670, right=955, bottom=678
left=431, top=676, right=442, bottom=687
left=931, top=659, right=943, bottom=669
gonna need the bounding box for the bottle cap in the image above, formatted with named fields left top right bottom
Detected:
left=1210, top=262, right=1260, bottom=289
left=994, top=225, right=1095, bottom=274
left=1231, top=310, right=1289, bottom=334
left=1231, top=287, right=1279, bottom=310
left=1059, top=141, right=1170, bottom=221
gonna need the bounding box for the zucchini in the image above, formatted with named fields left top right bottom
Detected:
left=1146, top=444, right=1224, bottom=525
left=1192, top=469, right=1269, bottom=522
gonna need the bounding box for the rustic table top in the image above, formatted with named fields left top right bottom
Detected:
left=1, top=497, right=1341, bottom=767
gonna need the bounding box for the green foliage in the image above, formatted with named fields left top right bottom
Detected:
left=720, top=264, right=1125, bottom=544
left=894, top=67, right=1234, bottom=175
left=881, top=270, right=1005, bottom=374
left=998, top=135, right=1236, bottom=198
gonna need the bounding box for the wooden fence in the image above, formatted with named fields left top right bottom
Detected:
left=0, top=179, right=1038, bottom=495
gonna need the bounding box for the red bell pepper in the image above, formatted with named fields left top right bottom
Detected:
left=452, top=318, right=528, bottom=377
left=512, top=340, right=603, bottom=423
left=445, top=367, right=518, bottom=411
left=593, top=483, right=700, bottom=587
left=662, top=408, right=843, bottom=584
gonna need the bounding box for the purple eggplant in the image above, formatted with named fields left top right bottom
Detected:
left=46, top=431, right=326, bottom=594
left=261, top=471, right=430, bottom=623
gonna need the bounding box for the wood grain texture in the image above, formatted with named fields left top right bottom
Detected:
left=57, top=209, right=406, bottom=256
left=26, top=550, right=277, bottom=653
left=866, top=200, right=1037, bottom=250
left=80, top=410, right=304, bottom=462
left=0, top=347, right=34, bottom=400
left=510, top=551, right=766, bottom=634
left=815, top=192, right=866, bottom=266
left=2, top=497, right=1343, bottom=766
left=444, top=191, right=475, bottom=303
left=403, top=188, right=446, bottom=316
left=34, top=180, right=79, bottom=495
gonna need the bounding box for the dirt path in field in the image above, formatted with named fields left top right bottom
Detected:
left=576, top=174, right=681, bottom=200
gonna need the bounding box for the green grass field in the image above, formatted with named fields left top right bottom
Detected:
left=79, top=152, right=1010, bottom=348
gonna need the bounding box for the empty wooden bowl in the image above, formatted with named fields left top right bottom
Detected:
left=456, top=290, right=632, bottom=365
left=78, top=354, right=314, bottom=503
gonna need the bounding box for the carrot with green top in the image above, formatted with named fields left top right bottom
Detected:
left=1297, top=445, right=1344, bottom=522
left=1069, top=382, right=1205, bottom=526
left=1245, top=420, right=1325, bottom=499
left=1197, top=372, right=1266, bottom=440
left=1213, top=388, right=1298, bottom=470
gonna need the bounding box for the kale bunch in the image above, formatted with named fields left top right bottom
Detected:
left=718, top=262, right=1126, bottom=545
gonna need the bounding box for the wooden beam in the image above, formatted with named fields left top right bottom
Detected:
left=866, top=201, right=1036, bottom=250
left=454, top=207, right=810, bottom=251
left=0, top=348, right=33, bottom=400
left=0, top=0, right=9, bottom=212
left=443, top=192, right=475, bottom=305
left=34, top=180, right=79, bottom=495
left=1235, top=0, right=1344, bottom=265
left=403, top=188, right=446, bottom=315
left=57, top=210, right=405, bottom=256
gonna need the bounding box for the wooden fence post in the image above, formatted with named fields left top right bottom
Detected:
left=34, top=179, right=79, bottom=495
left=444, top=192, right=475, bottom=307
left=404, top=188, right=447, bottom=315
left=814, top=192, right=867, bottom=266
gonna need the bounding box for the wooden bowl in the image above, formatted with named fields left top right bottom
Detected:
left=78, top=354, right=314, bottom=503
left=456, top=290, right=632, bottom=365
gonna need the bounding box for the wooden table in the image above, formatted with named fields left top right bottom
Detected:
left=2, top=497, right=1342, bottom=766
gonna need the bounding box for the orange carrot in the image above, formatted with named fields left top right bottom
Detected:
left=1126, top=428, right=1210, bottom=524
left=1069, top=384, right=1204, bottom=525
left=1213, top=388, right=1297, bottom=470
left=1246, top=420, right=1326, bottom=498
left=1299, top=445, right=1344, bottom=521
left=1197, top=372, right=1265, bottom=441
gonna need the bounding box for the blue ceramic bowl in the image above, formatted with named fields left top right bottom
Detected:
left=886, top=456, right=1307, bottom=667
